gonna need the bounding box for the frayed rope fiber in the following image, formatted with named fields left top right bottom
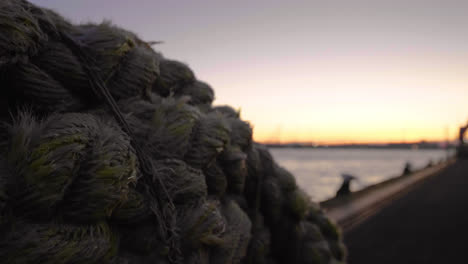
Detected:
left=0, top=1, right=346, bottom=263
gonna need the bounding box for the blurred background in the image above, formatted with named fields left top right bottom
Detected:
left=30, top=0, right=467, bottom=200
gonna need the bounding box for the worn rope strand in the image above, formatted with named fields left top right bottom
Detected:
left=59, top=32, right=180, bottom=263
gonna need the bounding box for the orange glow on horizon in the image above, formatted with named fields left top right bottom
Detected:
left=212, top=53, right=468, bottom=146
left=251, top=126, right=453, bottom=145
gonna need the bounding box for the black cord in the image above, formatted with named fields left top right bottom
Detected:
left=59, top=32, right=181, bottom=263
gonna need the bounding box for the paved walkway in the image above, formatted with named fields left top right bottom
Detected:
left=323, top=162, right=451, bottom=231
left=344, top=159, right=468, bottom=264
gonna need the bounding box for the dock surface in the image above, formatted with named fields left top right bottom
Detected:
left=344, top=159, right=468, bottom=263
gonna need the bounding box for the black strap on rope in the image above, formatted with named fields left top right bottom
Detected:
left=59, top=32, right=180, bottom=263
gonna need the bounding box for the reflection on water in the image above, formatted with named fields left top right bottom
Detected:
left=269, top=148, right=452, bottom=202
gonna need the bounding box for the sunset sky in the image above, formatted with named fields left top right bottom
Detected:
left=31, top=0, right=468, bottom=144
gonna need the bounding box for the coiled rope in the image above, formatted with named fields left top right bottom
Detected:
left=59, top=32, right=181, bottom=263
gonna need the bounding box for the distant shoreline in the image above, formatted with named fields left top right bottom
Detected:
left=265, top=142, right=455, bottom=150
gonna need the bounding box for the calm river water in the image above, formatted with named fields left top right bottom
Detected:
left=269, top=148, right=452, bottom=202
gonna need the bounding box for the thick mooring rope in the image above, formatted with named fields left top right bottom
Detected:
left=59, top=32, right=181, bottom=262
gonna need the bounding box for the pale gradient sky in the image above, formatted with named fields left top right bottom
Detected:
left=31, top=0, right=468, bottom=143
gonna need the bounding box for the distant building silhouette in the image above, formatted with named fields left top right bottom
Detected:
left=458, top=125, right=468, bottom=158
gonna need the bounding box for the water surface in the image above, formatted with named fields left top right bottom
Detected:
left=269, top=148, right=451, bottom=201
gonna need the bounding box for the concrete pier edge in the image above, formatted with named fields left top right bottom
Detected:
left=320, top=159, right=456, bottom=233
